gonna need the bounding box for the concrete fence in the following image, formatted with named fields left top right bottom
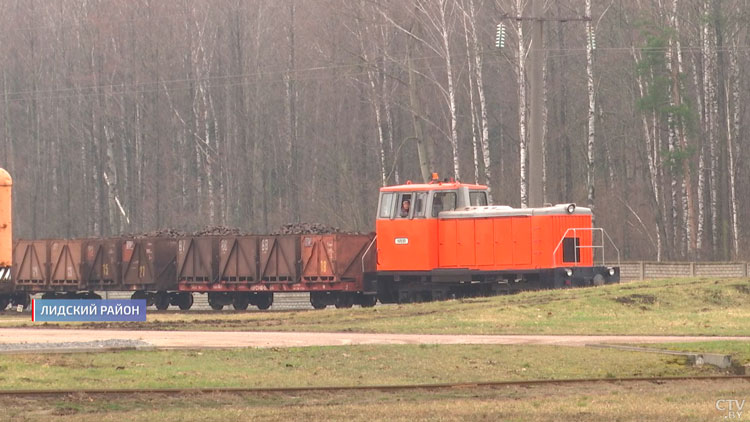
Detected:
left=620, top=261, right=750, bottom=281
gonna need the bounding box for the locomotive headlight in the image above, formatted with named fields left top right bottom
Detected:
left=608, top=267, right=616, bottom=276
left=566, top=204, right=576, bottom=214
left=565, top=268, right=573, bottom=277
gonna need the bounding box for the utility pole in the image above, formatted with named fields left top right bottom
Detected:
left=528, top=0, right=544, bottom=208
left=496, top=10, right=591, bottom=208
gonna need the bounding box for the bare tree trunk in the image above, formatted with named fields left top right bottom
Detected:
left=285, top=0, right=300, bottom=222
left=516, top=0, right=528, bottom=207
left=632, top=46, right=664, bottom=261
left=585, top=0, right=595, bottom=213
left=355, top=9, right=387, bottom=186
left=406, top=31, right=431, bottom=183
left=670, top=0, right=694, bottom=257
left=465, top=0, right=493, bottom=201
left=726, top=41, right=741, bottom=256
left=702, top=3, right=719, bottom=257
left=436, top=0, right=461, bottom=181
left=461, top=8, right=479, bottom=184
left=691, top=51, right=706, bottom=254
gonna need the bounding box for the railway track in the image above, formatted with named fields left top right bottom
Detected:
left=2, top=375, right=749, bottom=396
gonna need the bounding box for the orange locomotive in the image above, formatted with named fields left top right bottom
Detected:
left=368, top=175, right=619, bottom=303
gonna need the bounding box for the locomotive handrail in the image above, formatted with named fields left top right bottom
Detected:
left=551, top=228, right=620, bottom=268
left=361, top=235, right=377, bottom=273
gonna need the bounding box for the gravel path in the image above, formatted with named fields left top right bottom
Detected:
left=0, top=338, right=152, bottom=353
left=1, top=328, right=747, bottom=351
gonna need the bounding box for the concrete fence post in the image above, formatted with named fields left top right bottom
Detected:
left=639, top=261, right=645, bottom=281
left=690, top=262, right=696, bottom=277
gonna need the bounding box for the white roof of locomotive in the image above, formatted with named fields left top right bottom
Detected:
left=439, top=203, right=592, bottom=219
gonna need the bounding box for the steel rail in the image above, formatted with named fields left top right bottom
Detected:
left=1, top=375, right=748, bottom=396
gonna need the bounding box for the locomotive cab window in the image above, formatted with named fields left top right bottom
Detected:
left=562, top=237, right=581, bottom=263
left=470, top=191, right=488, bottom=206
left=413, top=192, right=427, bottom=217
left=432, top=191, right=457, bottom=217
left=379, top=192, right=396, bottom=218
left=397, top=193, right=413, bottom=218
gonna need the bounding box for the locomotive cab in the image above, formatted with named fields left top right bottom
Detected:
left=376, top=179, right=488, bottom=272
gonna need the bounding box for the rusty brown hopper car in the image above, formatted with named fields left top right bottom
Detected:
left=12, top=240, right=49, bottom=290
left=301, top=233, right=377, bottom=309
left=217, top=236, right=259, bottom=284
left=48, top=239, right=85, bottom=290
left=259, top=235, right=299, bottom=283
left=300, top=233, right=376, bottom=286
left=177, top=236, right=217, bottom=285
left=121, top=237, right=177, bottom=291
left=83, top=238, right=121, bottom=290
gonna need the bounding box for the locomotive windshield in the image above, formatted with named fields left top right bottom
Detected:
left=431, top=191, right=456, bottom=217
left=469, top=190, right=488, bottom=206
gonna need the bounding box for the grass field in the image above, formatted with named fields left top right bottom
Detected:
left=3, top=379, right=748, bottom=421
left=3, top=277, right=749, bottom=335
left=0, top=342, right=740, bottom=391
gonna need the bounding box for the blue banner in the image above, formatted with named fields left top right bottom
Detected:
left=32, top=299, right=147, bottom=322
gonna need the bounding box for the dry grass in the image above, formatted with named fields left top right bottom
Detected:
left=2, top=379, right=748, bottom=421
left=0, top=344, right=722, bottom=391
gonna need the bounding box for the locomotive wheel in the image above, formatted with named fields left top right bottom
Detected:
left=0, top=297, right=9, bottom=311
left=177, top=293, right=194, bottom=311
left=335, top=293, right=354, bottom=309
left=154, top=291, right=170, bottom=310
left=255, top=293, right=273, bottom=310
left=232, top=293, right=250, bottom=311
left=359, top=295, right=377, bottom=308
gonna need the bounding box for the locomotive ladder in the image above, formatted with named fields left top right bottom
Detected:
left=551, top=228, right=620, bottom=268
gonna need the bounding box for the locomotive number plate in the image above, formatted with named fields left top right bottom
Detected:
left=394, top=238, right=409, bottom=245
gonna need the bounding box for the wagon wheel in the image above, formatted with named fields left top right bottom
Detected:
left=154, top=291, right=170, bottom=310
left=255, top=293, right=273, bottom=310
left=131, top=291, right=147, bottom=300
left=177, top=293, right=194, bottom=311
left=310, top=293, right=327, bottom=310
left=359, top=295, right=377, bottom=308
left=335, top=293, right=353, bottom=309
left=232, top=293, right=250, bottom=311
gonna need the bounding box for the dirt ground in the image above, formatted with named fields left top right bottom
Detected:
left=1, top=328, right=748, bottom=349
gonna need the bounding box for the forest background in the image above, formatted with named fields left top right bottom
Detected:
left=0, top=0, right=746, bottom=261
